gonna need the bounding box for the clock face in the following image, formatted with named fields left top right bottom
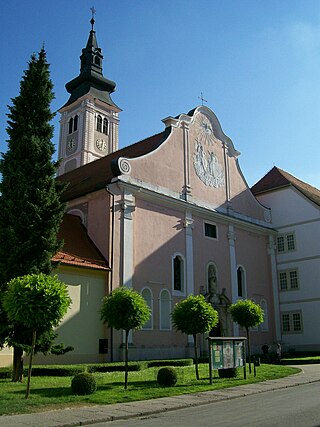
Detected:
left=96, top=138, right=107, bottom=151
left=67, top=138, right=76, bottom=152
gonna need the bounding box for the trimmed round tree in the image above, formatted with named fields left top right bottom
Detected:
left=229, top=299, right=264, bottom=373
left=2, top=274, right=71, bottom=398
left=172, top=295, right=218, bottom=380
left=101, top=287, right=150, bottom=389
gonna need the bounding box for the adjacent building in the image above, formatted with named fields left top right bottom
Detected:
left=252, top=166, right=320, bottom=352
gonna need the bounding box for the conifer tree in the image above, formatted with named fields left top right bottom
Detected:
left=0, top=49, right=65, bottom=381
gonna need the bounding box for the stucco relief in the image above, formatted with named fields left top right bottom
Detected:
left=193, top=140, right=225, bottom=188
left=195, top=114, right=216, bottom=146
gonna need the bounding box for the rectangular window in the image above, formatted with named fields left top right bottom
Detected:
left=281, top=311, right=303, bottom=334
left=289, top=270, right=299, bottom=289
left=277, top=233, right=295, bottom=253
left=204, top=222, right=217, bottom=239
left=286, top=234, right=295, bottom=251
left=278, top=269, right=299, bottom=291
left=282, top=313, right=290, bottom=332
left=279, top=272, right=288, bottom=290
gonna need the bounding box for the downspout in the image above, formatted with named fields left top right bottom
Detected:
left=105, top=185, right=115, bottom=362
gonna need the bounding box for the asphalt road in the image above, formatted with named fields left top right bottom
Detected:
left=98, top=382, right=320, bottom=427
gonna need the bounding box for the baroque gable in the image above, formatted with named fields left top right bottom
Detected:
left=114, top=106, right=270, bottom=224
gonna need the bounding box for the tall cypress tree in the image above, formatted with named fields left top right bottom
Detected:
left=0, top=49, right=65, bottom=381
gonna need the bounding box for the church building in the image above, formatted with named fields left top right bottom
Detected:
left=52, top=17, right=279, bottom=363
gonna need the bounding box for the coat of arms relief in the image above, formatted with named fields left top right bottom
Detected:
left=193, top=115, right=225, bottom=188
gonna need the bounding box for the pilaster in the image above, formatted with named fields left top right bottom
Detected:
left=228, top=224, right=239, bottom=335
left=268, top=235, right=281, bottom=341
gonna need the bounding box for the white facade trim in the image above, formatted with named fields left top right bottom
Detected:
left=185, top=211, right=194, bottom=296
left=121, top=191, right=135, bottom=288
left=115, top=176, right=275, bottom=232
left=228, top=225, right=239, bottom=335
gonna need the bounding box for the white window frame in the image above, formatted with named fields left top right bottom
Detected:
left=159, top=289, right=171, bottom=331
left=281, top=311, right=303, bottom=334
left=141, top=287, right=153, bottom=330
left=277, top=232, right=296, bottom=253
left=172, top=253, right=186, bottom=296
left=278, top=269, right=299, bottom=291
left=203, top=220, right=218, bottom=240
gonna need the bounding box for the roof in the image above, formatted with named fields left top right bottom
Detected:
left=251, top=166, right=320, bottom=207
left=57, top=130, right=168, bottom=202
left=52, top=213, right=109, bottom=271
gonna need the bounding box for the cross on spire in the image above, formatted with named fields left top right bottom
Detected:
left=198, top=92, right=208, bottom=106
left=90, top=6, right=96, bottom=30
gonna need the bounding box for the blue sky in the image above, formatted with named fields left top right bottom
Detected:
left=1, top=0, right=320, bottom=188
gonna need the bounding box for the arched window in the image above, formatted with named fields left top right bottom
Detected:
left=73, top=115, right=78, bottom=132
left=173, top=254, right=185, bottom=293
left=68, top=117, right=73, bottom=134
left=141, top=288, right=153, bottom=330
left=94, top=56, right=101, bottom=66
left=97, top=115, right=102, bottom=132
left=207, top=263, right=218, bottom=295
left=237, top=266, right=246, bottom=298
left=103, top=118, right=108, bottom=135
left=260, top=299, right=268, bottom=331
left=159, top=289, right=171, bottom=330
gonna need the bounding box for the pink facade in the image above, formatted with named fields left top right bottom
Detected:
left=60, top=106, right=279, bottom=360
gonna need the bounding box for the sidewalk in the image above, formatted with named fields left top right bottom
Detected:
left=1, top=364, right=320, bottom=427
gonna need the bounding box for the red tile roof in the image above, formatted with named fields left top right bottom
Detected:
left=251, top=166, right=320, bottom=207
left=57, top=131, right=168, bottom=202
left=53, top=214, right=109, bottom=271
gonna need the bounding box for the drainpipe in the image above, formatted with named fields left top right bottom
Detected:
left=105, top=185, right=115, bottom=362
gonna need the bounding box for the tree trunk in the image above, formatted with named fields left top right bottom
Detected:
left=246, top=327, right=251, bottom=374
left=193, top=334, right=199, bottom=380
left=124, top=330, right=129, bottom=390
left=12, top=346, right=24, bottom=382
left=25, top=329, right=36, bottom=399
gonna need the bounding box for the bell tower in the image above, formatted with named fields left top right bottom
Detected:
left=57, top=12, right=121, bottom=175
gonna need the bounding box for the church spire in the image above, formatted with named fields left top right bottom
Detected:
left=63, top=10, right=118, bottom=109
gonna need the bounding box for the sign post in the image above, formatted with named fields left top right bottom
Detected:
left=207, top=337, right=247, bottom=384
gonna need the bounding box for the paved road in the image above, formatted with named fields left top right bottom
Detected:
left=101, top=382, right=320, bottom=427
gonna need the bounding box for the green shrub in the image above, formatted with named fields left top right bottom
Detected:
left=157, top=367, right=178, bottom=387
left=31, top=366, right=84, bottom=377
left=71, top=372, right=97, bottom=395
left=148, top=359, right=193, bottom=368
left=0, top=368, right=12, bottom=379
left=87, top=362, right=143, bottom=373
left=218, top=368, right=238, bottom=379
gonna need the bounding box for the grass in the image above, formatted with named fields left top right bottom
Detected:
left=0, top=363, right=299, bottom=416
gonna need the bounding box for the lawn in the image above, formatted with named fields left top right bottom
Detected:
left=0, top=363, right=299, bottom=416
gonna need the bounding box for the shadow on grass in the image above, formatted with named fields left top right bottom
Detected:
left=99, top=380, right=158, bottom=390
left=10, top=386, right=72, bottom=398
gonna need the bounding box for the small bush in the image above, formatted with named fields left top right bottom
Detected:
left=0, top=368, right=12, bottom=379
left=71, top=372, right=97, bottom=395
left=87, top=362, right=144, bottom=373
left=157, top=367, right=177, bottom=387
left=218, top=368, right=238, bottom=379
